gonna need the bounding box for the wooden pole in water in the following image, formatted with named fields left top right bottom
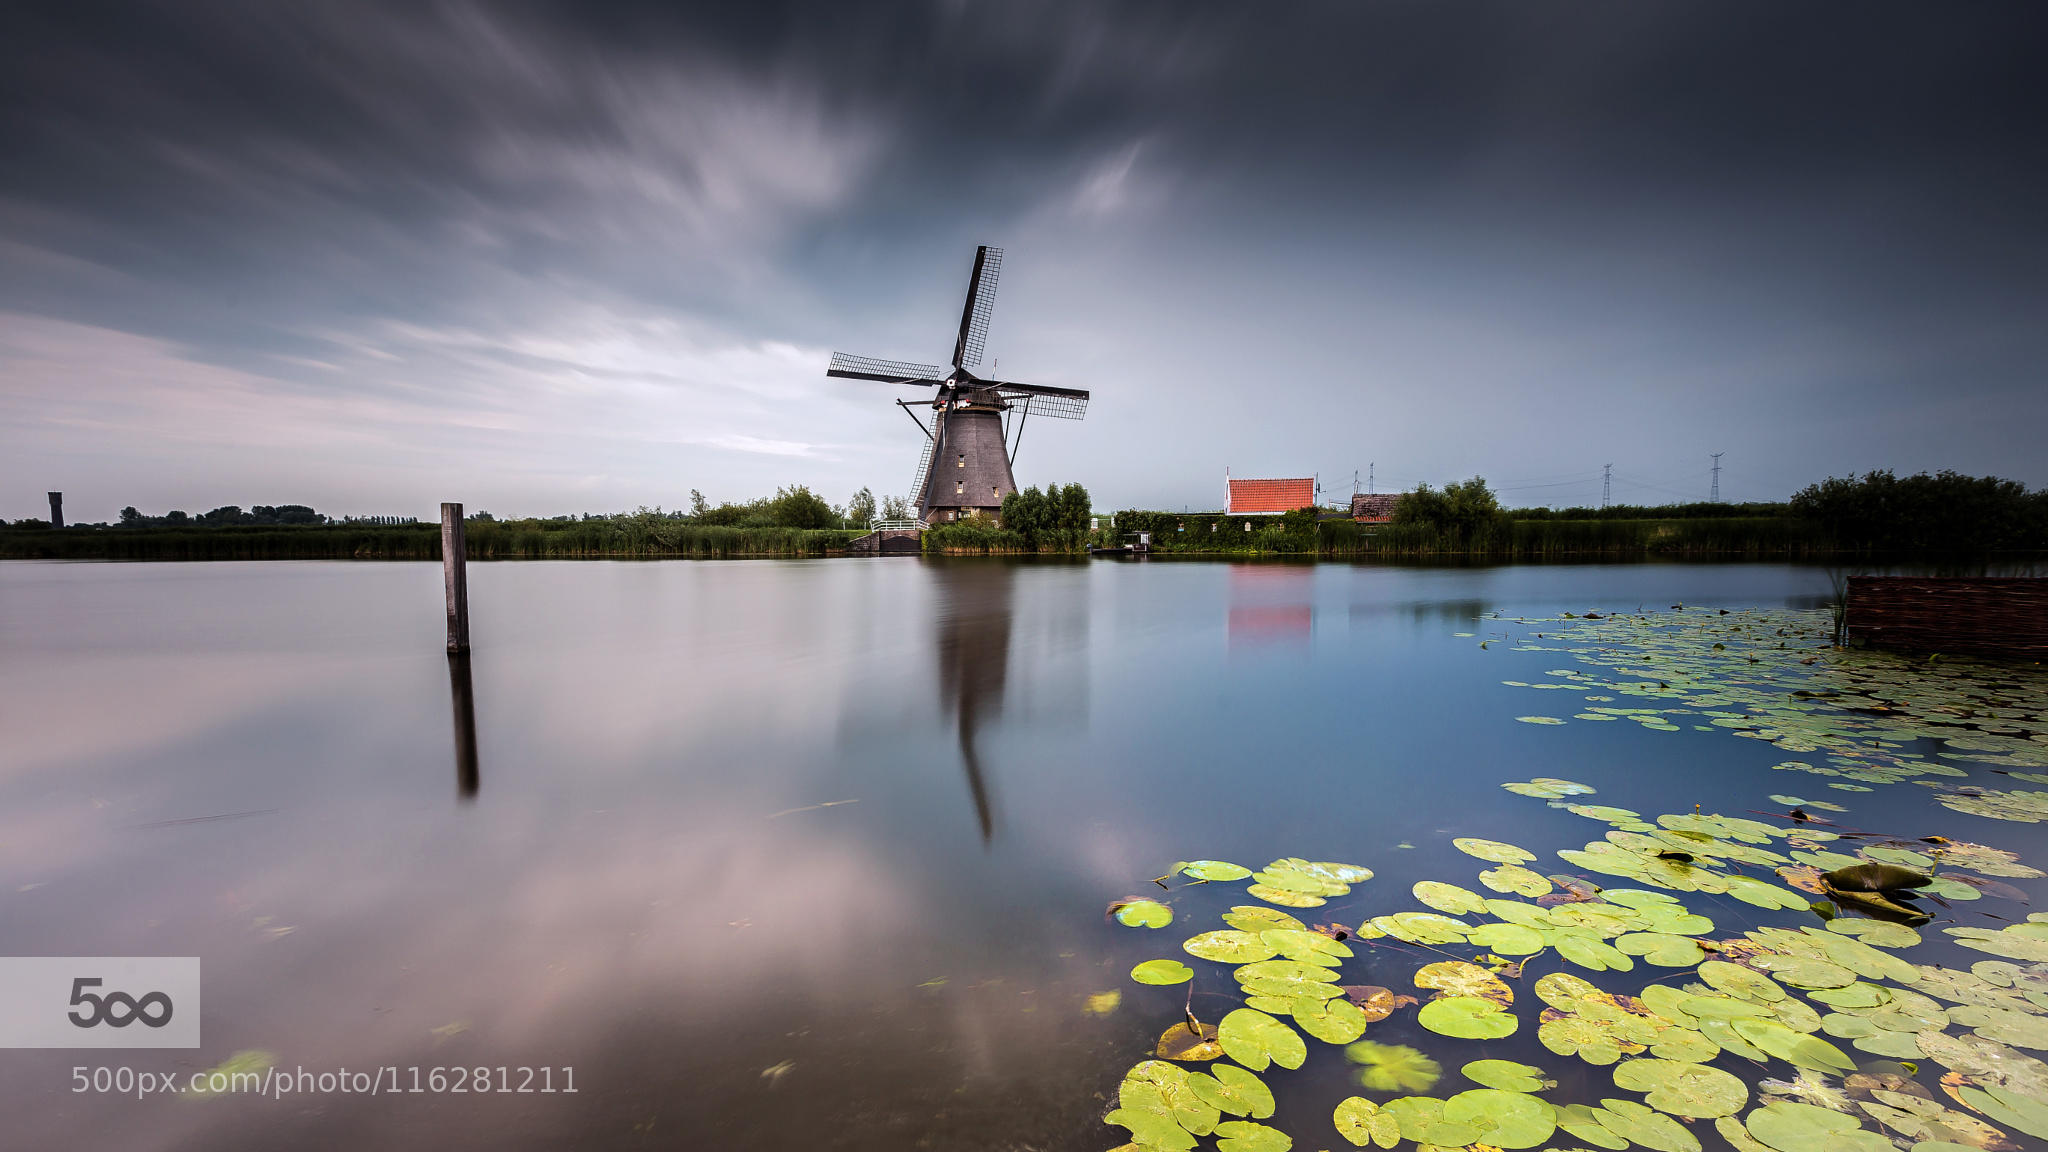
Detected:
left=447, top=651, right=479, bottom=799
left=441, top=502, right=469, bottom=653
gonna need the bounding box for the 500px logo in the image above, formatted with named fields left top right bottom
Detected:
left=68, top=978, right=174, bottom=1029
left=0, top=958, right=199, bottom=1048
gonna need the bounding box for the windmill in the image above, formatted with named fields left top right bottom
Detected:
left=827, top=246, right=1090, bottom=525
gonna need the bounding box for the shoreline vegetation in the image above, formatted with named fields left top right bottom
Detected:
left=6, top=471, right=2043, bottom=562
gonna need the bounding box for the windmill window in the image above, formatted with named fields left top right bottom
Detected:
left=956, top=455, right=964, bottom=468
left=955, top=481, right=964, bottom=495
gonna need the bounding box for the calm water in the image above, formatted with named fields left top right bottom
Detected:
left=0, top=558, right=2031, bottom=1150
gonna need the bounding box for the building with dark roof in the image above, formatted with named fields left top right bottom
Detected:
left=1351, top=492, right=1401, bottom=524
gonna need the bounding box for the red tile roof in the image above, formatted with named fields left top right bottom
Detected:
left=1227, top=477, right=1315, bottom=514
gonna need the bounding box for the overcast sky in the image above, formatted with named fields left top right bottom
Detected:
left=4, top=1, right=2044, bottom=521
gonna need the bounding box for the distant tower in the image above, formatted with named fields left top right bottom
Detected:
left=1602, top=464, right=1612, bottom=509
left=1368, top=462, right=1375, bottom=495
left=47, top=492, right=63, bottom=528
left=1710, top=453, right=1724, bottom=503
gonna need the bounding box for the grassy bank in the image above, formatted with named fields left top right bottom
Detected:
left=0, top=521, right=861, bottom=560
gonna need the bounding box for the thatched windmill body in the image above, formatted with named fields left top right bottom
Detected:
left=828, top=247, right=1090, bottom=525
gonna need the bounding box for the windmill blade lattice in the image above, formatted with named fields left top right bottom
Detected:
left=996, top=386, right=1087, bottom=420
left=827, top=352, right=948, bottom=384
left=952, top=246, right=1002, bottom=368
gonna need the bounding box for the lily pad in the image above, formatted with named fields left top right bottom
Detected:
left=1112, top=898, right=1173, bottom=928
left=1442, top=1087, right=1557, bottom=1149
left=1462, top=1058, right=1553, bottom=1092
left=1332, top=1096, right=1400, bottom=1148
left=1179, top=860, right=1253, bottom=882
left=1412, top=880, right=1488, bottom=915
left=1344, top=1041, right=1441, bottom=1092
left=1418, top=995, right=1518, bottom=1040
left=1455, top=837, right=1538, bottom=864
left=1414, top=960, right=1514, bottom=1005
left=1212, top=1119, right=1291, bottom=1152
left=1612, top=1057, right=1748, bottom=1117
left=1133, top=959, right=1194, bottom=985
left=1155, top=1021, right=1222, bottom=1061
left=1479, top=863, right=1554, bottom=897
left=1188, top=1063, right=1274, bottom=1119
left=1290, top=995, right=1371, bottom=1044
left=1184, top=930, right=1280, bottom=964
left=1218, top=1008, right=1306, bottom=1072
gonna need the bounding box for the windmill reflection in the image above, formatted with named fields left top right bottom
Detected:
left=447, top=653, right=479, bottom=801
left=932, top=562, right=1013, bottom=843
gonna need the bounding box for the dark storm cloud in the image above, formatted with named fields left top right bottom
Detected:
left=2, top=1, right=2044, bottom=518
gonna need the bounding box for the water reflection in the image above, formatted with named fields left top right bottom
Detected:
left=448, top=652, right=479, bottom=800
left=931, top=562, right=1012, bottom=843
left=1227, top=562, right=1313, bottom=647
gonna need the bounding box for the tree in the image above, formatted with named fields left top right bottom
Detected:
left=1393, top=477, right=1504, bottom=541
left=689, top=489, right=709, bottom=516
left=847, top=487, right=877, bottom=525
left=119, top=506, right=142, bottom=525
left=766, top=484, right=836, bottom=529
left=881, top=494, right=910, bottom=520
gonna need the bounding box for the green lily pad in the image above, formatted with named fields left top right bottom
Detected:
left=1379, top=1096, right=1480, bottom=1145
left=1222, top=906, right=1306, bottom=933
left=1461, top=1058, right=1553, bottom=1092
left=1412, top=880, right=1489, bottom=915
left=1290, top=995, right=1371, bottom=1044
left=1594, top=1097, right=1702, bottom=1152
left=1555, top=933, right=1635, bottom=972
left=1188, top=1062, right=1273, bottom=1118
left=1502, top=777, right=1596, bottom=797
left=1343, top=1041, right=1441, bottom=1092
left=1184, top=930, right=1280, bottom=964
left=1245, top=883, right=1326, bottom=908
left=1468, top=922, right=1547, bottom=955
left=1957, top=1084, right=2048, bottom=1140
left=1332, top=1096, right=1400, bottom=1148
left=1612, top=1057, right=1748, bottom=1117
left=1442, top=1088, right=1557, bottom=1149
left=1516, top=715, right=1567, bottom=724
left=1700, top=960, right=1787, bottom=1003
left=1113, top=899, right=1173, bottom=928
left=1740, top=1100, right=1887, bottom=1151
left=1413, top=960, right=1512, bottom=1005
left=1212, top=1119, right=1291, bottom=1152
left=1418, top=996, right=1518, bottom=1040
left=1218, top=1008, right=1306, bottom=1072
left=1730, top=1019, right=1856, bottom=1074
left=1479, top=863, right=1554, bottom=897
left=1259, top=928, right=1351, bottom=965
left=1363, top=911, right=1469, bottom=945
left=1132, top=959, right=1194, bottom=985
left=1455, top=837, right=1537, bottom=864
left=1179, top=860, right=1253, bottom=882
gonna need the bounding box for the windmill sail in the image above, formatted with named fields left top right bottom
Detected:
left=828, top=352, right=948, bottom=384
left=951, top=246, right=1002, bottom=368
left=994, top=381, right=1089, bottom=420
